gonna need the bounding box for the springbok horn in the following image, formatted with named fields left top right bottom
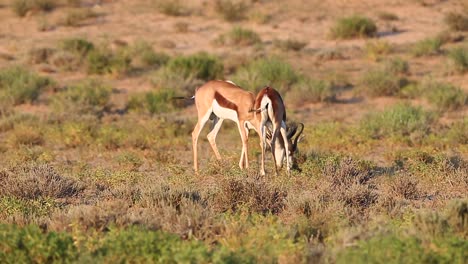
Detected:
left=293, top=123, right=304, bottom=149
left=286, top=123, right=297, bottom=139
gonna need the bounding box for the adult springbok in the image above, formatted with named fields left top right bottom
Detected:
left=191, top=80, right=258, bottom=172
left=253, top=86, right=304, bottom=175
left=191, top=81, right=303, bottom=174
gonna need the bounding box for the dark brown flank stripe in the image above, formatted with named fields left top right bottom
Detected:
left=214, top=91, right=238, bottom=113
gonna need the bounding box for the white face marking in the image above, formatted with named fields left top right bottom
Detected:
left=212, top=100, right=238, bottom=124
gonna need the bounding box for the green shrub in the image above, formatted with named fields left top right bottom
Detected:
left=11, top=0, right=57, bottom=17
left=359, top=69, right=405, bottom=97
left=444, top=12, right=468, bottom=31
left=287, top=78, right=336, bottom=104
left=155, top=0, right=190, bottom=16
left=164, top=52, right=224, bottom=81
left=447, top=46, right=468, bottom=74
left=87, top=47, right=131, bottom=75
left=215, top=26, right=261, bottom=46
left=422, top=81, right=467, bottom=111
left=0, top=66, right=53, bottom=105
left=51, top=38, right=95, bottom=71
left=383, top=57, right=409, bottom=75
left=127, top=89, right=177, bottom=114
left=273, top=38, right=307, bottom=51
left=336, top=233, right=467, bottom=264
left=444, top=118, right=468, bottom=145
left=365, top=40, right=392, bottom=61
left=215, top=0, right=247, bottom=22
left=7, top=124, right=44, bottom=147
left=360, top=103, right=434, bottom=139
left=0, top=225, right=77, bottom=263
left=28, top=47, right=55, bottom=64
left=51, top=79, right=112, bottom=114
left=411, top=37, right=443, bottom=57
left=60, top=8, right=99, bottom=27
left=60, top=38, right=95, bottom=56
left=330, top=15, right=377, bottom=39
left=12, top=0, right=31, bottom=17
left=232, top=57, right=299, bottom=93
left=398, top=82, right=421, bottom=99
left=129, top=41, right=170, bottom=69
left=378, top=11, right=399, bottom=21
left=151, top=67, right=204, bottom=96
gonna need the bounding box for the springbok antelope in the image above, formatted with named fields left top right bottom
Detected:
left=253, top=86, right=304, bottom=175
left=191, top=80, right=259, bottom=172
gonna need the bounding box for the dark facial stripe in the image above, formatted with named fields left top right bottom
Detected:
left=214, top=91, right=238, bottom=112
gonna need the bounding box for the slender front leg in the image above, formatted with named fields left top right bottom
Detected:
left=238, top=121, right=249, bottom=169
left=259, top=122, right=267, bottom=176
left=192, top=113, right=210, bottom=172
left=270, top=126, right=280, bottom=175
left=280, top=123, right=290, bottom=175
left=207, top=117, right=224, bottom=160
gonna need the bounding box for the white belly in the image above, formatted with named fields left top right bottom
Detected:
left=213, top=100, right=238, bottom=124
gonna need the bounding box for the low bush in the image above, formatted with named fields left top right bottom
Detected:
left=359, top=69, right=406, bottom=97
left=447, top=46, right=468, bottom=74
left=273, top=38, right=307, bottom=52
left=287, top=78, right=336, bottom=104
left=155, top=0, right=190, bottom=16
left=444, top=12, right=468, bottom=31
left=365, top=40, right=392, bottom=61
left=215, top=27, right=261, bottom=46
left=0, top=66, right=53, bottom=105
left=60, top=8, right=100, bottom=27
left=51, top=79, right=112, bottom=115
left=232, top=57, right=299, bottom=93
left=360, top=103, right=434, bottom=139
left=128, top=41, right=170, bottom=69
left=11, top=0, right=57, bottom=17
left=127, top=89, right=178, bottom=114
left=411, top=37, right=443, bottom=57
left=383, top=57, right=409, bottom=75
left=164, top=52, right=224, bottom=81
left=421, top=81, right=467, bottom=111
left=215, top=0, right=248, bottom=22
left=330, top=15, right=377, bottom=39
left=87, top=46, right=131, bottom=76
left=0, top=163, right=83, bottom=200
left=378, top=11, right=399, bottom=21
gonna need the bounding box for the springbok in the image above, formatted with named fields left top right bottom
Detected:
left=190, top=81, right=303, bottom=174
left=191, top=80, right=258, bottom=172
left=253, top=86, right=304, bottom=175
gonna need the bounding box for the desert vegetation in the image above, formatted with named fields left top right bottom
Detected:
left=0, top=0, right=467, bottom=263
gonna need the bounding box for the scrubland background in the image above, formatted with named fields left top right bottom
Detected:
left=0, top=0, right=467, bottom=263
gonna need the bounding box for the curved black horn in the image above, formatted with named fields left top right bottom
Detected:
left=286, top=123, right=297, bottom=139
left=292, top=123, right=304, bottom=149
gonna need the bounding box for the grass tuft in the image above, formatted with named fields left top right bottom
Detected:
left=0, top=66, right=53, bottom=105
left=411, top=37, right=443, bottom=57
left=232, top=57, right=299, bottom=93
left=360, top=103, right=434, bottom=139
left=215, top=27, right=261, bottom=46
left=330, top=15, right=377, bottom=39
left=215, top=0, right=248, bottom=22
left=444, top=12, right=468, bottom=31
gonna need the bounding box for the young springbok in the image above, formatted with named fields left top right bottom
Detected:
left=191, top=80, right=258, bottom=172
left=253, top=86, right=304, bottom=175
